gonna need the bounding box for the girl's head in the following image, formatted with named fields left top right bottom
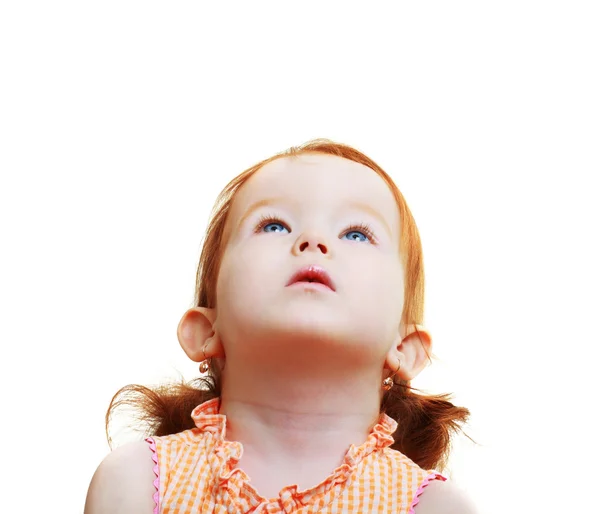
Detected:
left=107, top=139, right=470, bottom=471
left=178, top=139, right=432, bottom=390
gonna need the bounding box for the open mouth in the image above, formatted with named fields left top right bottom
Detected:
left=286, top=265, right=336, bottom=291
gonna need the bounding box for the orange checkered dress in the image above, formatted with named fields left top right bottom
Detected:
left=146, top=398, right=445, bottom=513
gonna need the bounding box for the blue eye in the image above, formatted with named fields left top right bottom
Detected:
left=342, top=223, right=375, bottom=243
left=343, top=230, right=369, bottom=242
left=256, top=215, right=290, bottom=234
left=262, top=221, right=289, bottom=233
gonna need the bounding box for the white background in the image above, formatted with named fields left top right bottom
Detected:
left=1, top=2, right=599, bottom=513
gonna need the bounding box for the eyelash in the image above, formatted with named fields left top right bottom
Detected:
left=254, top=214, right=377, bottom=243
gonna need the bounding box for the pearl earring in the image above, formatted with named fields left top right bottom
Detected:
left=199, top=344, right=210, bottom=373
left=383, top=359, right=401, bottom=391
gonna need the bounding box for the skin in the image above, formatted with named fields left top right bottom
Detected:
left=84, top=153, right=479, bottom=513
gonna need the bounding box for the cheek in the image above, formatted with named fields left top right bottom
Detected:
left=355, top=256, right=403, bottom=294
left=214, top=261, right=249, bottom=346
left=215, top=246, right=278, bottom=323
left=221, top=242, right=279, bottom=293
left=350, top=260, right=404, bottom=320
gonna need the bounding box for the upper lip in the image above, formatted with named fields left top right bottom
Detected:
left=286, top=265, right=336, bottom=291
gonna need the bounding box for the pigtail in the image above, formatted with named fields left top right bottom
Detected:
left=381, top=380, right=471, bottom=471
left=105, top=374, right=220, bottom=449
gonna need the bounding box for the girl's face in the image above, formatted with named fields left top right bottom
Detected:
left=214, top=153, right=405, bottom=365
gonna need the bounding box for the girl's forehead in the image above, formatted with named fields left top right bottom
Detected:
left=230, top=154, right=401, bottom=225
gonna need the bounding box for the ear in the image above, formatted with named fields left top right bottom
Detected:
left=384, top=323, right=433, bottom=381
left=177, top=307, right=225, bottom=362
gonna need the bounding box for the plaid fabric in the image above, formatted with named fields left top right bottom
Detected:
left=147, top=398, right=445, bottom=513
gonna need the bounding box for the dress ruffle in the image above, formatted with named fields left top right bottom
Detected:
left=190, top=398, right=399, bottom=513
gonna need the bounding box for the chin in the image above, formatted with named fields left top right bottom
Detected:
left=229, top=301, right=388, bottom=347
left=267, top=314, right=378, bottom=349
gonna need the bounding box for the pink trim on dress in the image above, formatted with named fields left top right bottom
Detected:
left=409, top=472, right=447, bottom=514
left=145, top=437, right=159, bottom=514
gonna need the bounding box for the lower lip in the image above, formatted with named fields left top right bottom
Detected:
left=287, top=281, right=333, bottom=292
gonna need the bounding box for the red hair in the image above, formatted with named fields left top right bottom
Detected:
left=106, top=139, right=470, bottom=471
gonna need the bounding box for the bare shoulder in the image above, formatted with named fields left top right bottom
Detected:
left=84, top=440, right=157, bottom=514
left=413, top=478, right=479, bottom=514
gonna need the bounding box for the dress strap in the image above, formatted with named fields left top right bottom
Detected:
left=145, top=437, right=160, bottom=514
left=409, top=472, right=447, bottom=514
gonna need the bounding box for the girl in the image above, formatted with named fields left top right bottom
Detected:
left=85, top=140, right=476, bottom=513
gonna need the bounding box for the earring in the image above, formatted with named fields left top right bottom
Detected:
left=199, top=344, right=210, bottom=374
left=382, top=358, right=401, bottom=391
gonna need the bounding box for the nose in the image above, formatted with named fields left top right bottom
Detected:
left=292, top=230, right=329, bottom=255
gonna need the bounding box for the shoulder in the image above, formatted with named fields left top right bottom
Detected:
left=84, top=440, right=157, bottom=514
left=413, top=478, right=479, bottom=514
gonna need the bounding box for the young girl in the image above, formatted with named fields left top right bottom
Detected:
left=85, top=139, right=476, bottom=513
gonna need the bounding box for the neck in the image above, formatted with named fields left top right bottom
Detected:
left=218, top=356, right=384, bottom=468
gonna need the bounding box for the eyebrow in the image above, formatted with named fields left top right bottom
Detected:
left=237, top=197, right=288, bottom=229
left=345, top=200, right=393, bottom=238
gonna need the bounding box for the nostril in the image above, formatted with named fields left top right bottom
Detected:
left=299, top=241, right=328, bottom=253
